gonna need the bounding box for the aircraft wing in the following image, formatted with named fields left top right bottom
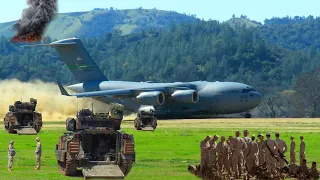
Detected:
left=58, top=83, right=192, bottom=98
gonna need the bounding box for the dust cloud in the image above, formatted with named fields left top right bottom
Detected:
left=0, top=79, right=114, bottom=121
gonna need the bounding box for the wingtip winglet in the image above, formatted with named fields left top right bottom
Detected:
left=57, top=82, right=70, bottom=96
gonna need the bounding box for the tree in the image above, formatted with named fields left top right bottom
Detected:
left=293, top=71, right=320, bottom=117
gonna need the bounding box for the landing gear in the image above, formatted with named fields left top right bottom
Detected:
left=244, top=112, right=252, bottom=118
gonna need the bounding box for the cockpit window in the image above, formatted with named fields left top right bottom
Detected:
left=242, top=88, right=256, bottom=93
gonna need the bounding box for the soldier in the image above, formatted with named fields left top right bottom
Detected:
left=310, top=162, right=319, bottom=180
left=257, top=134, right=265, bottom=166
left=217, top=136, right=227, bottom=171
left=290, top=136, right=296, bottom=165
left=8, top=140, right=16, bottom=172
left=297, top=159, right=310, bottom=179
left=300, top=136, right=305, bottom=165
left=247, top=135, right=258, bottom=178
left=243, top=130, right=251, bottom=171
left=275, top=132, right=288, bottom=168
left=264, top=133, right=278, bottom=177
left=243, top=130, right=251, bottom=143
left=231, top=130, right=247, bottom=178
left=208, top=135, right=219, bottom=169
left=225, top=136, right=233, bottom=175
left=35, top=137, right=42, bottom=170
left=200, top=135, right=211, bottom=174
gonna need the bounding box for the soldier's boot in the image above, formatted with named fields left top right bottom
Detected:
left=35, top=166, right=40, bottom=170
left=8, top=168, right=12, bottom=172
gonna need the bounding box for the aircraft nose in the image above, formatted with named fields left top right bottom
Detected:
left=249, top=91, right=262, bottom=107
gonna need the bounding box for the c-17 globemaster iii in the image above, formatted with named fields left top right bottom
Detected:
left=25, top=37, right=261, bottom=119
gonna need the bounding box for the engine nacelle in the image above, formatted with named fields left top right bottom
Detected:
left=136, top=91, right=165, bottom=105
left=171, top=90, right=199, bottom=104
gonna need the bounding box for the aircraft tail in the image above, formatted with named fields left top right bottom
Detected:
left=24, top=37, right=108, bottom=82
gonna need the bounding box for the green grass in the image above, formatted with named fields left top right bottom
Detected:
left=0, top=119, right=319, bottom=180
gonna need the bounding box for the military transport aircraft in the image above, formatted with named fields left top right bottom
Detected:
left=26, top=37, right=261, bottom=118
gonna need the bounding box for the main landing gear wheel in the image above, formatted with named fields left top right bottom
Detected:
left=244, top=113, right=252, bottom=118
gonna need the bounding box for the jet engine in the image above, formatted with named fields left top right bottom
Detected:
left=171, top=90, right=199, bottom=104
left=136, top=91, right=165, bottom=105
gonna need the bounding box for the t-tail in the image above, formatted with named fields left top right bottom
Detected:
left=23, top=37, right=108, bottom=83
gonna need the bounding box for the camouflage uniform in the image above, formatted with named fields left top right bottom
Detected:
left=231, top=132, right=247, bottom=178
left=208, top=135, right=219, bottom=169
left=264, top=134, right=278, bottom=175
left=297, top=160, right=310, bottom=179
left=290, top=137, right=296, bottom=165
left=200, top=136, right=211, bottom=172
left=310, top=163, right=319, bottom=180
left=35, top=137, right=42, bottom=170
left=300, top=136, right=305, bottom=165
left=247, top=138, right=258, bottom=176
left=225, top=137, right=233, bottom=175
left=8, top=140, right=15, bottom=172
left=257, top=135, right=266, bottom=166
left=243, top=130, right=251, bottom=170
left=275, top=135, right=287, bottom=168
left=216, top=136, right=227, bottom=171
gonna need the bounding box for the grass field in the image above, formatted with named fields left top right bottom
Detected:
left=0, top=118, right=319, bottom=180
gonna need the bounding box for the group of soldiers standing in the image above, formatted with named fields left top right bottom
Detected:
left=199, top=130, right=319, bottom=179
left=8, top=137, right=42, bottom=172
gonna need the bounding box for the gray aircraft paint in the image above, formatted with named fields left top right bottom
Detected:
left=26, top=38, right=261, bottom=118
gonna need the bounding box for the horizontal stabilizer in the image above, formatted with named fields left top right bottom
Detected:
left=21, top=42, right=76, bottom=48
left=57, top=82, right=70, bottom=96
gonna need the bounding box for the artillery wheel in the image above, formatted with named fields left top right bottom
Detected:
left=58, top=153, right=77, bottom=176
left=134, top=117, right=142, bottom=130
left=5, top=123, right=15, bottom=133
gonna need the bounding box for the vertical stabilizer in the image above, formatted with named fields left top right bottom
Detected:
left=49, top=37, right=107, bottom=82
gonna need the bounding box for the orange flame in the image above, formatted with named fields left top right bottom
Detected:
left=11, top=32, right=43, bottom=43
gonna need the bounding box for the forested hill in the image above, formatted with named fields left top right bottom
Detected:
left=0, top=17, right=318, bottom=87
left=1, top=16, right=320, bottom=117
left=261, top=16, right=320, bottom=50
left=0, top=8, right=197, bottom=39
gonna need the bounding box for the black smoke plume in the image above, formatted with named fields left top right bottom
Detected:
left=11, top=0, right=58, bottom=42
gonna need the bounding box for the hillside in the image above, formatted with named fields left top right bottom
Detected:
left=0, top=8, right=197, bottom=39
left=0, top=16, right=319, bottom=117
left=225, top=17, right=261, bottom=28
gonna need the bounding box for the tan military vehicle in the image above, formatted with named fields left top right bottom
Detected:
left=55, top=104, right=135, bottom=179
left=134, top=107, right=157, bottom=131
left=4, top=98, right=42, bottom=135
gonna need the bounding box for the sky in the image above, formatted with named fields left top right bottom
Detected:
left=0, top=0, right=319, bottom=23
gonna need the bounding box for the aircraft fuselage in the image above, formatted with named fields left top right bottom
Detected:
left=67, top=80, right=261, bottom=118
